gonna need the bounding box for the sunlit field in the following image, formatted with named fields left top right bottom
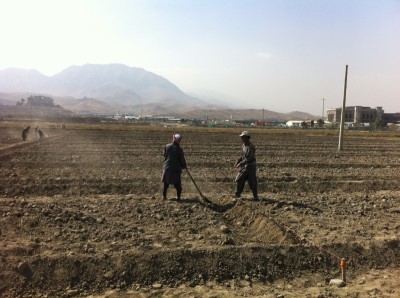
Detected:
left=1, top=121, right=399, bottom=297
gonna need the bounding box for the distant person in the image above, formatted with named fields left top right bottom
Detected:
left=233, top=131, right=259, bottom=201
left=161, top=133, right=187, bottom=201
left=34, top=126, right=44, bottom=140
left=38, top=129, right=44, bottom=140
left=61, top=123, right=66, bottom=129
left=21, top=126, right=30, bottom=141
left=35, top=126, right=39, bottom=140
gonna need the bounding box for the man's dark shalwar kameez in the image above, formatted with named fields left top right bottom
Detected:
left=234, top=132, right=259, bottom=200
left=162, top=135, right=186, bottom=200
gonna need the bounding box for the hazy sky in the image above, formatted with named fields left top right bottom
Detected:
left=0, top=0, right=399, bottom=115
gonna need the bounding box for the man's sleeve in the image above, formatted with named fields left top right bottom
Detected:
left=180, top=149, right=187, bottom=169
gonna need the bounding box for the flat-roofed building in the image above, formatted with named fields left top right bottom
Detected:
left=327, top=106, right=383, bottom=123
left=382, top=112, right=400, bottom=124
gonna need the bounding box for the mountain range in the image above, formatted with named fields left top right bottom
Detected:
left=0, top=64, right=317, bottom=120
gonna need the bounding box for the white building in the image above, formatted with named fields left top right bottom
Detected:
left=285, top=120, right=304, bottom=128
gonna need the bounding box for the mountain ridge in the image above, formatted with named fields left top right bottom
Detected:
left=0, top=64, right=318, bottom=120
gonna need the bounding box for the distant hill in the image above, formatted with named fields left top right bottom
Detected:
left=184, top=108, right=317, bottom=121
left=0, top=64, right=318, bottom=120
left=0, top=64, right=219, bottom=114
left=0, top=94, right=73, bottom=118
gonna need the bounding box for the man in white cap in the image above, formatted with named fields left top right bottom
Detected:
left=233, top=131, right=259, bottom=201
left=161, top=133, right=187, bottom=201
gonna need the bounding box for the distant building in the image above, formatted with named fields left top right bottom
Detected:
left=286, top=120, right=304, bottom=128
left=382, top=112, right=400, bottom=124
left=27, top=95, right=56, bottom=107
left=327, top=106, right=384, bottom=123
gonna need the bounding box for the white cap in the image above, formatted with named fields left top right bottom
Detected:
left=173, top=133, right=182, bottom=140
left=239, top=131, right=250, bottom=137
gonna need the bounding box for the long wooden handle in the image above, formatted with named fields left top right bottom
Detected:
left=186, top=169, right=204, bottom=197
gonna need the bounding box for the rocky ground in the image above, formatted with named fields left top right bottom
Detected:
left=0, top=123, right=399, bottom=297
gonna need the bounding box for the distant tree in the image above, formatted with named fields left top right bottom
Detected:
left=310, top=120, right=314, bottom=127
left=16, top=98, right=26, bottom=106
left=27, top=95, right=55, bottom=107
left=301, top=121, right=308, bottom=129
left=317, top=119, right=324, bottom=128
left=373, top=119, right=387, bottom=130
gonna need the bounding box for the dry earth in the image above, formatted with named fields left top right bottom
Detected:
left=0, top=123, right=399, bottom=297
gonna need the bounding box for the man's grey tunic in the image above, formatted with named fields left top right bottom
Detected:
left=235, top=141, right=258, bottom=197
left=162, top=143, right=186, bottom=185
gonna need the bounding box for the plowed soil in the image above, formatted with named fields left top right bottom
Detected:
left=0, top=124, right=399, bottom=297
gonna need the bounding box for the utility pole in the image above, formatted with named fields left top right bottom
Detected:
left=321, top=98, right=326, bottom=120
left=338, top=65, right=349, bottom=152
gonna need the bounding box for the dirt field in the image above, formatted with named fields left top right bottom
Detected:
left=1, top=123, right=399, bottom=297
